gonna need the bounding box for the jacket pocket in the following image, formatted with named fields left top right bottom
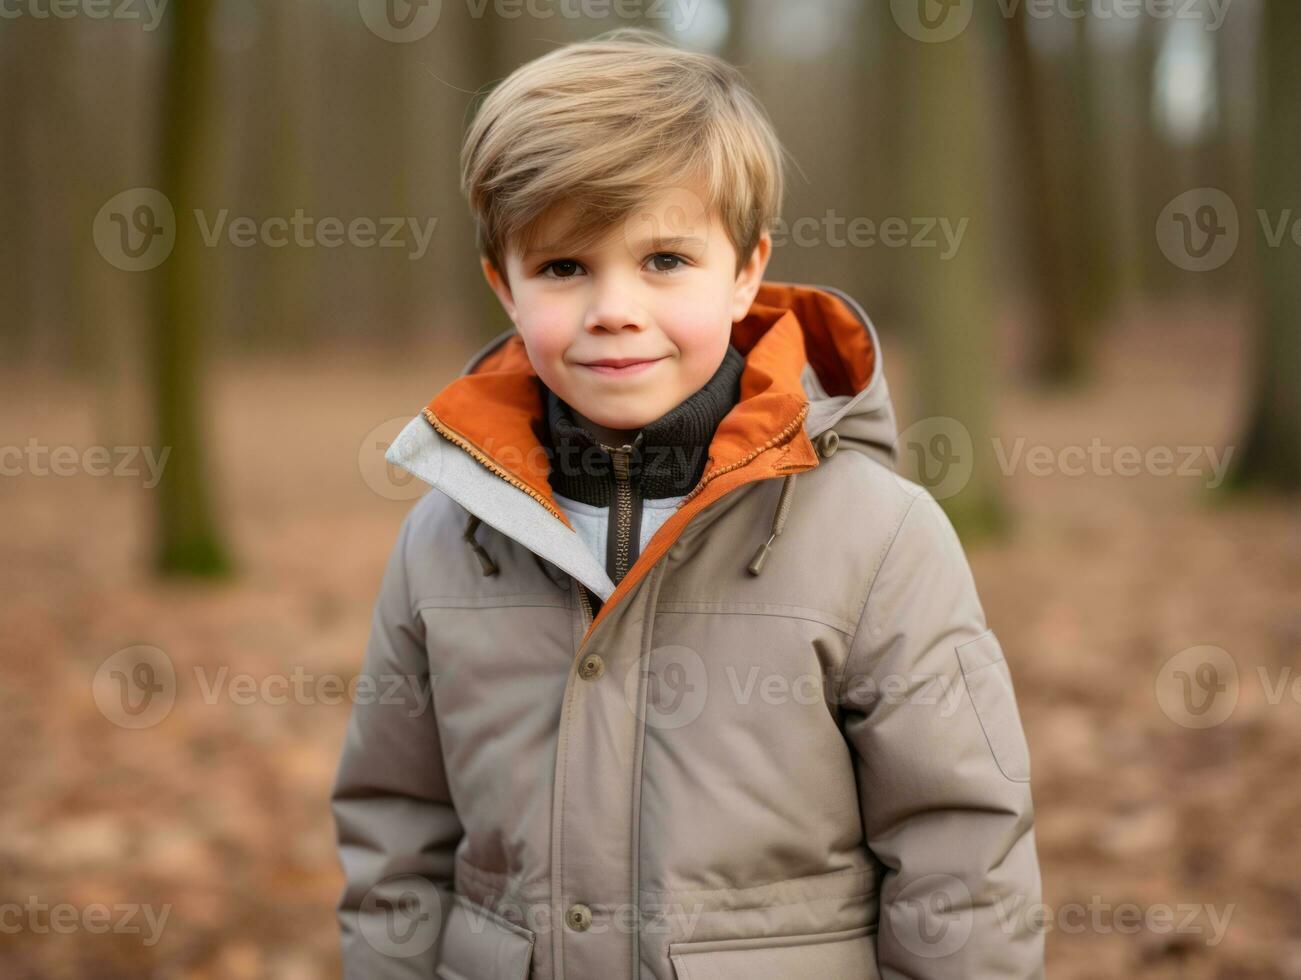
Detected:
left=668, top=924, right=878, bottom=980
left=434, top=893, right=535, bottom=980
left=955, top=629, right=1032, bottom=782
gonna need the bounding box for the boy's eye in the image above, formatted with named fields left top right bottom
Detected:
left=648, top=253, right=685, bottom=273
left=541, top=259, right=582, bottom=279
left=538, top=253, right=688, bottom=279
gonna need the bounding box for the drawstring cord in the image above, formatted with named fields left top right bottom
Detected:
left=463, top=513, right=499, bottom=576
left=746, top=473, right=799, bottom=576
left=747, top=428, right=839, bottom=577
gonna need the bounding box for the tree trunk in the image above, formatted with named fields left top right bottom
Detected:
left=1226, top=0, right=1301, bottom=494
left=1000, top=5, right=1086, bottom=386
left=901, top=17, right=1007, bottom=538
left=152, top=0, right=233, bottom=575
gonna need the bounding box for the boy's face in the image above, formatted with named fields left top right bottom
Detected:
left=481, top=183, right=771, bottom=449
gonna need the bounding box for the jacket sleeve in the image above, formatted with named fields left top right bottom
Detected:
left=330, top=508, right=463, bottom=978
left=839, top=488, right=1044, bottom=979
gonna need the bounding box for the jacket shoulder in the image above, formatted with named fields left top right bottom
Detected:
left=804, top=444, right=928, bottom=533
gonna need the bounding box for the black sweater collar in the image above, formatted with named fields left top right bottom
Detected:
left=542, top=344, right=745, bottom=505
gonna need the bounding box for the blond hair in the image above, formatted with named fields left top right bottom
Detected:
left=460, top=27, right=787, bottom=279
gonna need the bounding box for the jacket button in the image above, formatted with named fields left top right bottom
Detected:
left=578, top=654, right=605, bottom=681
left=565, top=903, right=593, bottom=932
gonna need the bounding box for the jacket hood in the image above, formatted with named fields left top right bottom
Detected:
left=385, top=280, right=898, bottom=613
left=424, top=280, right=896, bottom=504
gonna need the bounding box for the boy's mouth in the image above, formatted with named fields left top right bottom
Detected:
left=578, top=356, right=667, bottom=377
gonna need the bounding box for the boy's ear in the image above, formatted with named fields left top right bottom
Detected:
left=730, top=229, right=772, bottom=323
left=481, top=256, right=517, bottom=324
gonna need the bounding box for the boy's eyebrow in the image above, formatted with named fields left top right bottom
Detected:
left=522, top=235, right=706, bottom=260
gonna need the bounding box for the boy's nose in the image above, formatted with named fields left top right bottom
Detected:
left=583, top=278, right=651, bottom=335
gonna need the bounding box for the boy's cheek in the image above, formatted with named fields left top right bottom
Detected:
left=515, top=311, right=576, bottom=367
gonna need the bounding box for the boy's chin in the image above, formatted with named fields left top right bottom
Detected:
left=571, top=400, right=673, bottom=434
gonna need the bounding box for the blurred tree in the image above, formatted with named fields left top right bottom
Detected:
left=0, top=22, right=28, bottom=357
left=901, top=15, right=1006, bottom=538
left=845, top=0, right=905, bottom=324
left=153, top=0, right=233, bottom=575
left=268, top=0, right=321, bottom=345
left=465, top=8, right=518, bottom=343
left=1136, top=15, right=1176, bottom=297
left=1000, top=2, right=1083, bottom=386
left=1069, top=11, right=1116, bottom=335
left=1226, top=0, right=1301, bottom=494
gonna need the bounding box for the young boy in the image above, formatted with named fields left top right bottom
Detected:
left=331, top=28, right=1043, bottom=980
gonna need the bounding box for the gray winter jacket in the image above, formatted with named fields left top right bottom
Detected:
left=330, top=281, right=1044, bottom=979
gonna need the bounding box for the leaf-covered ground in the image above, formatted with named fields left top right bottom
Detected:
left=2, top=302, right=1296, bottom=978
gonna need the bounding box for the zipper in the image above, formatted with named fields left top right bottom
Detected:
left=604, top=442, right=639, bottom=584
left=576, top=580, right=594, bottom=630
